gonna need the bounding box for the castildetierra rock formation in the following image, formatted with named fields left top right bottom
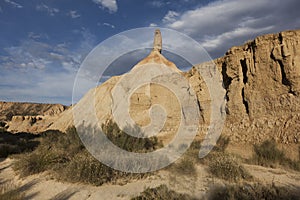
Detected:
left=2, top=29, right=300, bottom=145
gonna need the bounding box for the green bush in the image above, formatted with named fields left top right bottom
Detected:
left=209, top=153, right=252, bottom=182
left=131, top=184, right=197, bottom=200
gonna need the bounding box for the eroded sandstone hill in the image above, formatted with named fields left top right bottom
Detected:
left=0, top=101, right=68, bottom=133
left=188, top=30, right=300, bottom=144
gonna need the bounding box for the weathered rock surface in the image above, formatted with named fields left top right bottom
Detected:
left=50, top=50, right=186, bottom=144
left=0, top=101, right=68, bottom=133
left=188, top=30, right=300, bottom=144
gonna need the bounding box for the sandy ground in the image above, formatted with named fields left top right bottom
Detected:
left=1, top=158, right=300, bottom=200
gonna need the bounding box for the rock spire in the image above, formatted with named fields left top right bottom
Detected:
left=153, top=29, right=162, bottom=53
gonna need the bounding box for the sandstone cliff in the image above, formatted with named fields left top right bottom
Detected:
left=188, top=30, right=300, bottom=144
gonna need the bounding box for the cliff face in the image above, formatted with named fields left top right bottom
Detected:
left=188, top=30, right=300, bottom=144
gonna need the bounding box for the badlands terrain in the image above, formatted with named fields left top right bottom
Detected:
left=1, top=29, right=300, bottom=199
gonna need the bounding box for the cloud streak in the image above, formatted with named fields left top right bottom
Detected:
left=4, top=0, right=23, bottom=9
left=67, top=10, right=81, bottom=19
left=164, top=0, right=300, bottom=58
left=36, top=3, right=59, bottom=16
left=92, top=0, right=118, bottom=13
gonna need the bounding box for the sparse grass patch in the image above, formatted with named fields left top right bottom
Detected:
left=209, top=153, right=252, bottom=182
left=251, top=140, right=300, bottom=171
left=13, top=123, right=157, bottom=186
left=213, top=136, right=230, bottom=152
left=0, top=131, right=39, bottom=158
left=0, top=181, right=25, bottom=200
left=170, top=157, right=196, bottom=176
left=102, top=120, right=163, bottom=153
left=131, top=184, right=198, bottom=200
left=209, top=182, right=300, bottom=200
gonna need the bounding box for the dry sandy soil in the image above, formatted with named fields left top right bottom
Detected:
left=1, top=156, right=300, bottom=200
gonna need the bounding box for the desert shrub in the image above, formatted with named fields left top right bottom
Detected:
left=209, top=182, right=300, bottom=200
left=0, top=182, right=25, bottom=200
left=14, top=124, right=154, bottom=186
left=131, top=184, right=197, bottom=200
left=213, top=136, right=230, bottom=152
left=14, top=151, right=58, bottom=177
left=0, top=131, right=39, bottom=158
left=102, top=120, right=162, bottom=152
left=251, top=140, right=300, bottom=171
left=209, top=153, right=252, bottom=182
left=253, top=140, right=285, bottom=165
left=0, top=144, right=18, bottom=158
left=170, top=157, right=196, bottom=176
left=58, top=150, right=144, bottom=186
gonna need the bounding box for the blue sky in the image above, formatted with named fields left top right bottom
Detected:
left=0, top=0, right=299, bottom=105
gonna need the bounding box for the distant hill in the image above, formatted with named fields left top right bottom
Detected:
left=0, top=101, right=68, bottom=133
left=0, top=101, right=67, bottom=121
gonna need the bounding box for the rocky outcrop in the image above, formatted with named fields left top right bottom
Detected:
left=0, top=101, right=68, bottom=133
left=0, top=101, right=67, bottom=121
left=188, top=30, right=300, bottom=144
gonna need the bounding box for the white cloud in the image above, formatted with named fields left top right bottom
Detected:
left=67, top=10, right=81, bottom=19
left=92, top=0, right=118, bottom=13
left=149, top=23, right=158, bottom=27
left=4, top=0, right=23, bottom=8
left=102, top=22, right=115, bottom=29
left=163, top=0, right=300, bottom=58
left=149, top=1, right=166, bottom=8
left=201, top=26, right=274, bottom=50
left=163, top=11, right=179, bottom=23
left=36, top=3, right=59, bottom=16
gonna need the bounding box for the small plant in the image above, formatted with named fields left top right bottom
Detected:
left=253, top=140, right=285, bottom=165
left=213, top=136, right=230, bottom=152
left=209, top=182, right=300, bottom=200
left=102, top=120, right=162, bottom=152
left=0, top=182, right=25, bottom=200
left=251, top=140, right=300, bottom=171
left=209, top=153, right=252, bottom=182
left=171, top=157, right=196, bottom=175
left=0, top=131, right=39, bottom=158
left=131, top=184, right=197, bottom=200
left=13, top=124, right=154, bottom=186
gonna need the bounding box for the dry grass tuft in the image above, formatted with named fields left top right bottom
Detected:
left=209, top=153, right=252, bottom=182
left=131, top=184, right=197, bottom=200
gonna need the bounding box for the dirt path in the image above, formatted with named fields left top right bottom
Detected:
left=1, top=158, right=300, bottom=200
